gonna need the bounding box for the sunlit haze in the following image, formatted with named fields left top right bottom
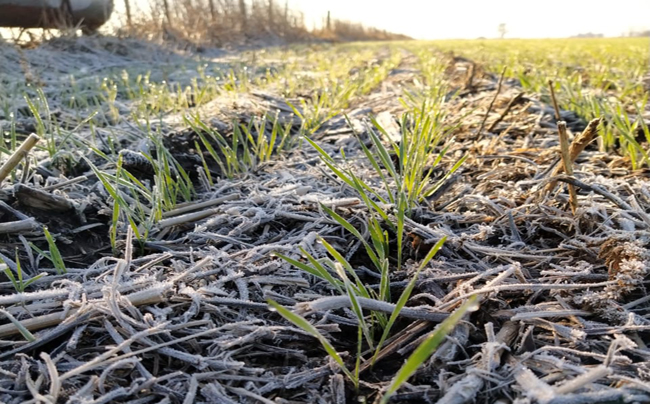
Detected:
left=288, top=0, right=650, bottom=39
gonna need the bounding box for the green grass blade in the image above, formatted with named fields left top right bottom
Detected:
left=381, top=295, right=479, bottom=403
left=319, top=238, right=369, bottom=297
left=334, top=263, right=375, bottom=350
left=2, top=264, right=19, bottom=292
left=274, top=251, right=343, bottom=293
left=267, top=299, right=357, bottom=386
left=0, top=308, right=36, bottom=342
left=43, top=227, right=66, bottom=275
left=396, top=192, right=407, bottom=271
left=320, top=204, right=380, bottom=269
left=372, top=236, right=447, bottom=366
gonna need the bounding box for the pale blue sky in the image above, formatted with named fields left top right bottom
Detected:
left=122, top=0, right=650, bottom=39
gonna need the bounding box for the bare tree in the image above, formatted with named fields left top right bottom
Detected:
left=162, top=0, right=172, bottom=28
left=124, top=0, right=132, bottom=29
left=209, top=0, right=217, bottom=23
left=498, top=23, right=507, bottom=39
left=109, top=0, right=405, bottom=45
left=239, top=0, right=247, bottom=33
left=283, top=0, right=289, bottom=36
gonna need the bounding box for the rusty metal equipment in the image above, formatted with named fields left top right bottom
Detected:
left=0, top=0, right=114, bottom=33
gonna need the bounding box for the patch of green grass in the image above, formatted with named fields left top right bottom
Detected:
left=285, top=46, right=402, bottom=134
left=430, top=38, right=650, bottom=168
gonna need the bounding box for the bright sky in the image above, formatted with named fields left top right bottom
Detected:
left=286, top=0, right=650, bottom=39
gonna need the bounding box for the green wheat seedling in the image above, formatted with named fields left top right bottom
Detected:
left=145, top=130, right=196, bottom=211
left=287, top=80, right=358, bottom=135
left=185, top=112, right=297, bottom=178
left=371, top=237, right=446, bottom=366
left=277, top=45, right=377, bottom=100
left=0, top=112, right=18, bottom=154
left=223, top=68, right=250, bottom=93
left=24, top=88, right=99, bottom=175
left=0, top=308, right=36, bottom=342
left=322, top=203, right=394, bottom=280
left=0, top=249, right=40, bottom=343
left=43, top=227, right=67, bottom=274
left=275, top=235, right=380, bottom=347
left=608, top=98, right=650, bottom=169
left=286, top=47, right=402, bottom=135
left=246, top=113, right=296, bottom=164
left=184, top=113, right=243, bottom=179
left=267, top=298, right=359, bottom=387
left=193, top=140, right=215, bottom=187
left=30, top=227, right=67, bottom=275
left=380, top=295, right=479, bottom=404
left=24, top=90, right=52, bottom=153
left=559, top=83, right=650, bottom=168
left=273, top=234, right=447, bottom=376
left=367, top=106, right=466, bottom=211
left=270, top=236, right=463, bottom=392
left=305, top=136, right=390, bottom=220
left=98, top=63, right=237, bottom=122
left=100, top=78, right=121, bottom=123
left=86, top=155, right=152, bottom=248
left=1, top=250, right=45, bottom=293
left=305, top=104, right=465, bottom=223
left=304, top=106, right=462, bottom=285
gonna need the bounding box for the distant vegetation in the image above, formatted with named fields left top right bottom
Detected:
left=571, top=33, right=604, bottom=38
left=117, top=0, right=411, bottom=46
left=626, top=29, right=650, bottom=37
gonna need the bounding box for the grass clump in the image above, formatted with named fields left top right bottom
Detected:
left=1, top=250, right=45, bottom=294
left=270, top=236, right=476, bottom=400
